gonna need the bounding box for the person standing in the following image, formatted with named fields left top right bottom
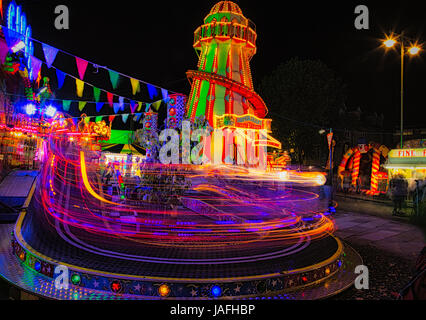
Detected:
left=390, top=174, right=408, bottom=216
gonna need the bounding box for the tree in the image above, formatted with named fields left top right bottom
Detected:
left=258, top=57, right=346, bottom=165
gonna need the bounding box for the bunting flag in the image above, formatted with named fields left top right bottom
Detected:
left=107, top=92, right=114, bottom=107
left=145, top=103, right=151, bottom=112
left=79, top=101, right=87, bottom=112
left=95, top=116, right=102, bottom=123
left=121, top=114, right=129, bottom=124
left=108, top=70, right=120, bottom=89
left=130, top=78, right=140, bottom=95
left=119, top=96, right=125, bottom=111
left=113, top=103, right=120, bottom=114
left=130, top=100, right=137, bottom=114
left=108, top=115, right=115, bottom=123
left=161, top=88, right=168, bottom=100
left=93, top=87, right=101, bottom=102
left=76, top=57, right=89, bottom=80
left=152, top=100, right=161, bottom=111
left=42, top=44, right=59, bottom=69
left=84, top=116, right=90, bottom=124
left=76, top=79, right=85, bottom=97
left=147, top=84, right=157, bottom=99
left=136, top=113, right=142, bottom=121
left=56, top=69, right=66, bottom=89
left=0, top=41, right=9, bottom=64
left=62, top=100, right=72, bottom=112
left=29, top=56, right=42, bottom=81
left=4, top=28, right=20, bottom=49
left=137, top=101, right=143, bottom=112
left=96, top=102, right=104, bottom=113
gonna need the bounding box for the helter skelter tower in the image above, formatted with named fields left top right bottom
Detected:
left=186, top=1, right=269, bottom=127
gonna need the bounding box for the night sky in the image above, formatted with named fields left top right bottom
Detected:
left=16, top=0, right=426, bottom=129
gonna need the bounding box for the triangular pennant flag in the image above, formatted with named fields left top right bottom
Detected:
left=84, top=116, right=90, bottom=124
left=121, top=114, right=129, bottom=124
left=145, top=103, right=151, bottom=112
left=42, top=44, right=59, bottom=69
left=113, top=103, right=120, bottom=114
left=95, top=116, right=102, bottom=123
left=108, top=70, right=120, bottom=89
left=147, top=84, right=157, bottom=99
left=119, top=96, right=124, bottom=111
left=130, top=100, right=137, bottom=114
left=4, top=28, right=20, bottom=49
left=137, top=101, right=143, bottom=112
left=29, top=56, right=42, bottom=81
left=75, top=57, right=88, bottom=80
left=163, top=97, right=170, bottom=104
left=93, top=87, right=101, bottom=102
left=161, top=88, right=168, bottom=100
left=0, top=41, right=9, bottom=64
left=96, top=102, right=104, bottom=113
left=152, top=100, right=161, bottom=111
left=108, top=115, right=115, bottom=123
left=62, top=100, right=72, bottom=112
left=130, top=78, right=141, bottom=95
left=79, top=101, right=87, bottom=112
left=133, top=114, right=138, bottom=122
left=107, top=92, right=114, bottom=107
left=76, top=79, right=85, bottom=97
left=136, top=113, right=142, bottom=121
left=56, top=69, right=66, bottom=89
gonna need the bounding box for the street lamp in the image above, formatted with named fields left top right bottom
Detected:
left=381, top=33, right=421, bottom=148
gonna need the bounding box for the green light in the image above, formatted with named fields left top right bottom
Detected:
left=120, top=195, right=125, bottom=200
left=71, top=274, right=81, bottom=285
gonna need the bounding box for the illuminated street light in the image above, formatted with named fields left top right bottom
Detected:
left=408, top=46, right=420, bottom=55
left=384, top=38, right=396, bottom=48
left=381, top=32, right=422, bottom=148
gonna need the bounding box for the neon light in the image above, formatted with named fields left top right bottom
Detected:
left=6, top=1, right=34, bottom=78
left=158, top=284, right=170, bottom=297
left=45, top=105, right=57, bottom=118
left=25, top=103, right=36, bottom=115
left=211, top=285, right=222, bottom=297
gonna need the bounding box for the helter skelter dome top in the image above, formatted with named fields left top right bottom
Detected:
left=204, top=1, right=248, bottom=25
left=210, top=1, right=243, bottom=15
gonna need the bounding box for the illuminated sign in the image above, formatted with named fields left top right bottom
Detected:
left=389, top=149, right=426, bottom=158
left=6, top=1, right=35, bottom=79
left=214, top=114, right=272, bottom=132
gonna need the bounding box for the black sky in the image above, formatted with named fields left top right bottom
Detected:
left=16, top=0, right=426, bottom=129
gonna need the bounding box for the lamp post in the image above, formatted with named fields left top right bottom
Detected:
left=319, top=128, right=334, bottom=208
left=382, top=33, right=421, bottom=148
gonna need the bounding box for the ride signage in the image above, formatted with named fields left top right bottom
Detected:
left=214, top=114, right=272, bottom=132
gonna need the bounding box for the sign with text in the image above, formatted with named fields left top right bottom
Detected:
left=389, top=148, right=426, bottom=159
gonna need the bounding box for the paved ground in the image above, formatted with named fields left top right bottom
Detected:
left=330, top=206, right=425, bottom=300
left=333, top=209, right=425, bottom=261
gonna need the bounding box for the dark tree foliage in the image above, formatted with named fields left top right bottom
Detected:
left=258, top=57, right=347, bottom=164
